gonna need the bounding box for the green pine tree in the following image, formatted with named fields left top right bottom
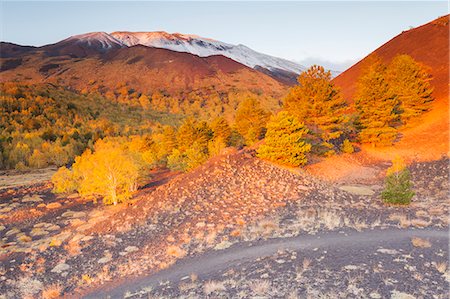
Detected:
left=257, top=111, right=311, bottom=167
left=381, top=156, right=415, bottom=205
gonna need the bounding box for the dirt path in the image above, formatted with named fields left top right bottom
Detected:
left=85, top=227, right=448, bottom=298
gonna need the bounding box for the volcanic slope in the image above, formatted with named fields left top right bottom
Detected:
left=0, top=41, right=287, bottom=96
left=1, top=149, right=448, bottom=298
left=306, top=15, right=450, bottom=182
left=333, top=15, right=448, bottom=102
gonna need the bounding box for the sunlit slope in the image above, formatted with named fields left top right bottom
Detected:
left=333, top=15, right=449, bottom=160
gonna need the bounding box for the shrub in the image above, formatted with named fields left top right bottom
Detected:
left=381, top=156, right=415, bottom=205
left=208, top=137, right=227, bottom=156
left=167, top=149, right=187, bottom=172
left=28, top=149, right=48, bottom=168
left=341, top=139, right=355, bottom=154
left=52, top=166, right=77, bottom=194
left=51, top=138, right=142, bottom=205
left=210, top=117, right=232, bottom=145
left=185, top=142, right=209, bottom=170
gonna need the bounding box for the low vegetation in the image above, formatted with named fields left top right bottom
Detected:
left=0, top=83, right=178, bottom=170
left=381, top=156, right=415, bottom=205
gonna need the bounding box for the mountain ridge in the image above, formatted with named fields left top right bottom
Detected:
left=2, top=31, right=311, bottom=84
left=0, top=40, right=288, bottom=96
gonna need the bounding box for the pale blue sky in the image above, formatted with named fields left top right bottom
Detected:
left=1, top=1, right=447, bottom=70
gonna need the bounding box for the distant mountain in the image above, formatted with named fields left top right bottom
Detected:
left=0, top=40, right=287, bottom=96
left=0, top=42, right=36, bottom=58
left=1, top=31, right=312, bottom=84
left=41, top=32, right=125, bottom=57
left=110, top=31, right=306, bottom=81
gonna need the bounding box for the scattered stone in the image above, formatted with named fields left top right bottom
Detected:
left=377, top=248, right=399, bottom=255
left=22, top=194, right=43, bottom=203
left=98, top=256, right=112, bottom=264
left=370, top=292, right=382, bottom=299
left=344, top=265, right=359, bottom=270
left=30, top=228, right=49, bottom=237
left=17, top=235, right=32, bottom=243
left=124, top=246, right=139, bottom=253
left=62, top=211, right=75, bottom=218
left=390, top=290, right=415, bottom=299
left=51, top=263, right=70, bottom=273
left=5, top=228, right=20, bottom=237
left=0, top=225, right=5, bottom=231
left=46, top=202, right=62, bottom=209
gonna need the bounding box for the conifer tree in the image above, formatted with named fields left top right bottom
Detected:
left=185, top=141, right=209, bottom=170
left=284, top=65, right=348, bottom=142
left=387, top=54, right=434, bottom=124
left=235, top=97, right=270, bottom=145
left=28, top=149, right=48, bottom=168
left=355, top=56, right=399, bottom=146
left=176, top=118, right=212, bottom=152
left=341, top=139, right=354, bottom=154
left=167, top=149, right=187, bottom=172
left=211, top=117, right=232, bottom=145
left=257, top=111, right=311, bottom=167
left=138, top=94, right=151, bottom=110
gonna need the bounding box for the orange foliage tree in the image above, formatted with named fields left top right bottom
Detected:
left=355, top=56, right=399, bottom=146
left=284, top=65, right=348, bottom=144
left=387, top=54, right=434, bottom=124
left=234, top=97, right=270, bottom=145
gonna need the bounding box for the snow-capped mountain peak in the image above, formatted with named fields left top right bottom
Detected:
left=109, top=31, right=306, bottom=75
left=64, top=32, right=125, bottom=49
left=58, top=31, right=325, bottom=81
